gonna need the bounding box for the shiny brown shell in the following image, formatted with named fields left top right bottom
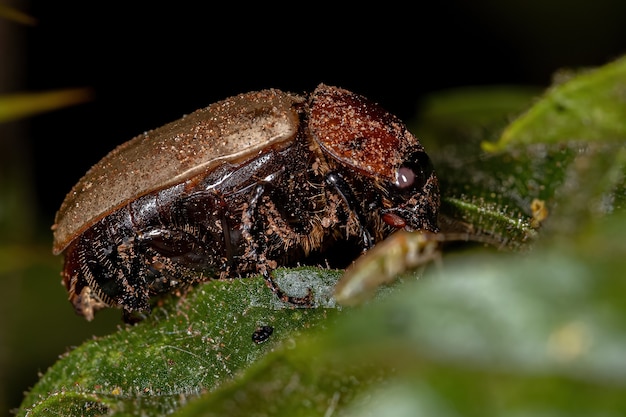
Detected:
left=52, top=89, right=303, bottom=254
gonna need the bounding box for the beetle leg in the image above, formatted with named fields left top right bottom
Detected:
left=243, top=184, right=314, bottom=307
left=261, top=266, right=314, bottom=307
left=241, top=184, right=266, bottom=258
left=122, top=308, right=150, bottom=324
left=325, top=172, right=374, bottom=251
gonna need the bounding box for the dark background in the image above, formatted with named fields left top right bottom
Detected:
left=4, top=0, right=626, bottom=414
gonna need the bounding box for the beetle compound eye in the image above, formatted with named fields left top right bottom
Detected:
left=396, top=166, right=417, bottom=189
left=395, top=151, right=434, bottom=192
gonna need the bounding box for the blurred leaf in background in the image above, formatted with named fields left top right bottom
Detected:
left=0, top=4, right=35, bottom=26
left=0, top=88, right=92, bottom=124
left=0, top=5, right=97, bottom=416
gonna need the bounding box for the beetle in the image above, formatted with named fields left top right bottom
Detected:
left=52, top=84, right=440, bottom=321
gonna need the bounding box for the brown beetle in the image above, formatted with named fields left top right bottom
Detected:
left=52, top=84, right=440, bottom=321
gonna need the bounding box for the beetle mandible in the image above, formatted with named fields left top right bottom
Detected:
left=52, top=84, right=440, bottom=321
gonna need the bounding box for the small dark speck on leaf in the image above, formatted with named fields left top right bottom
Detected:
left=252, top=325, right=274, bottom=344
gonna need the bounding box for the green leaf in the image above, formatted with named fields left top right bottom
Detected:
left=17, top=268, right=343, bottom=416
left=482, top=55, right=626, bottom=152
left=413, top=85, right=541, bottom=148
left=413, top=56, right=626, bottom=248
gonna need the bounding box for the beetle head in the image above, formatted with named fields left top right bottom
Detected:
left=309, top=84, right=440, bottom=233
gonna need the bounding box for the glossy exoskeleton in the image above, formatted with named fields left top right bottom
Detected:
left=52, top=84, right=440, bottom=321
